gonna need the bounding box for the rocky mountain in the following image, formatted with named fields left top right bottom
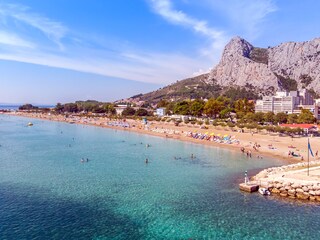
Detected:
left=132, top=36, right=320, bottom=103
left=209, top=36, right=320, bottom=95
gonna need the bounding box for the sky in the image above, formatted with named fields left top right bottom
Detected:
left=0, top=0, right=320, bottom=104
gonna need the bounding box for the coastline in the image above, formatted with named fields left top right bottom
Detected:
left=3, top=112, right=319, bottom=164
left=4, top=111, right=320, bottom=203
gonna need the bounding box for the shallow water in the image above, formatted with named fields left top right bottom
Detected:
left=0, top=115, right=319, bottom=239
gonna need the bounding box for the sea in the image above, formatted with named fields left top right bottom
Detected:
left=0, top=115, right=319, bottom=239
left=0, top=104, right=54, bottom=111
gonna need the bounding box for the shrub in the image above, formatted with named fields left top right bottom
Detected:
left=197, top=120, right=204, bottom=125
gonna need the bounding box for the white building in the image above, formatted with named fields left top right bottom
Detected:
left=255, top=90, right=314, bottom=115
left=115, top=104, right=128, bottom=115
left=156, top=108, right=166, bottom=116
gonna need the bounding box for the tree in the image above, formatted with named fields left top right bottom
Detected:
left=220, top=107, right=232, bottom=119
left=216, top=96, right=231, bottom=106
left=234, top=98, right=254, bottom=118
left=157, top=99, right=169, bottom=108
left=252, top=112, right=265, bottom=123
left=274, top=112, right=288, bottom=124
left=287, top=113, right=298, bottom=124
left=264, top=111, right=275, bottom=123
left=204, top=98, right=224, bottom=118
left=92, top=106, right=106, bottom=113
left=189, top=99, right=204, bottom=117
left=63, top=103, right=78, bottom=113
left=19, top=104, right=38, bottom=110
left=173, top=101, right=190, bottom=115
left=122, top=107, right=136, bottom=116
left=103, top=104, right=116, bottom=115
left=243, top=112, right=255, bottom=123
left=135, top=108, right=149, bottom=116
left=298, top=109, right=316, bottom=123
left=166, top=102, right=175, bottom=115
left=55, top=103, right=64, bottom=113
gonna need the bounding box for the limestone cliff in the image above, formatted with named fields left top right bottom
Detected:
left=209, top=36, right=320, bottom=95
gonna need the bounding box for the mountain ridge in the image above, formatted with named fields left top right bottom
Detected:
left=131, top=36, right=320, bottom=103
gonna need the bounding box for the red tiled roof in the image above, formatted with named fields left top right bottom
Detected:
left=280, top=124, right=316, bottom=129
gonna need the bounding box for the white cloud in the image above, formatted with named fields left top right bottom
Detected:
left=192, top=68, right=211, bottom=76
left=0, top=46, right=207, bottom=84
left=205, top=0, right=277, bottom=39
left=150, top=0, right=223, bottom=39
left=0, top=3, right=67, bottom=49
left=0, top=2, right=214, bottom=85
left=149, top=0, right=277, bottom=62
left=149, top=0, right=229, bottom=63
left=0, top=31, right=34, bottom=48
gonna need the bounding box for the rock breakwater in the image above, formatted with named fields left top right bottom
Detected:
left=254, top=161, right=320, bottom=201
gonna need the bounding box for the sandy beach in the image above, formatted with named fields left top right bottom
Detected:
left=3, top=111, right=320, bottom=164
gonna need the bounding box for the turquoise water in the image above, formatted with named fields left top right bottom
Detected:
left=0, top=115, right=319, bottom=239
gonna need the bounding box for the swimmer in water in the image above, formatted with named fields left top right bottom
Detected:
left=145, top=158, right=149, bottom=164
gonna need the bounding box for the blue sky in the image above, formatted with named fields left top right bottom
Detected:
left=0, top=0, right=319, bottom=104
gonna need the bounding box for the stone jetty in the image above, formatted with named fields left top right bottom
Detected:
left=253, top=160, right=320, bottom=201
left=239, top=183, right=259, bottom=193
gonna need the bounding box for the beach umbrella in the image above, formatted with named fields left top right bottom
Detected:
left=224, top=134, right=228, bottom=137
left=205, top=132, right=209, bottom=135
left=217, top=134, right=221, bottom=136
left=210, top=133, right=215, bottom=136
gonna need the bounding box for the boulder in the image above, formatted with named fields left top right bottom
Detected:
left=284, top=185, right=292, bottom=190
left=271, top=188, right=280, bottom=194
left=309, top=190, right=316, bottom=196
left=303, top=192, right=310, bottom=197
left=296, top=188, right=304, bottom=194
left=288, top=189, right=296, bottom=196
left=314, top=190, right=320, bottom=196
left=292, top=184, right=301, bottom=189
left=310, top=196, right=316, bottom=201
left=280, top=192, right=288, bottom=197
left=313, top=185, right=320, bottom=191
left=279, top=187, right=286, bottom=192
left=302, top=186, right=309, bottom=192
left=308, top=186, right=314, bottom=191
left=268, top=184, right=274, bottom=189
left=296, top=193, right=309, bottom=200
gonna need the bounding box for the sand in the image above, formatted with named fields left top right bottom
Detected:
left=3, top=111, right=320, bottom=164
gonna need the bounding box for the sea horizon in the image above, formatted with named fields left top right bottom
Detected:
left=0, top=104, right=55, bottom=110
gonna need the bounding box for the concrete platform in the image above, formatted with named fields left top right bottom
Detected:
left=239, top=183, right=259, bottom=193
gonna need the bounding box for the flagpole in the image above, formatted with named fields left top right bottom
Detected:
left=308, top=138, right=310, bottom=176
